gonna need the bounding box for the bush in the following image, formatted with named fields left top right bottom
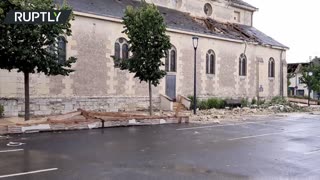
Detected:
left=218, top=99, right=226, bottom=109
left=207, top=98, right=218, bottom=109
left=188, top=96, right=226, bottom=110
left=251, top=98, right=257, bottom=105
left=258, top=99, right=266, bottom=105
left=0, top=104, right=4, bottom=118
left=270, top=96, right=288, bottom=105
left=198, top=100, right=209, bottom=110
left=241, top=98, right=249, bottom=107
left=188, top=95, right=199, bottom=109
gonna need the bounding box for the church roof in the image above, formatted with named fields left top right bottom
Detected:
left=55, top=0, right=287, bottom=49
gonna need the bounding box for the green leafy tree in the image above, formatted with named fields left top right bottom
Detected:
left=0, top=0, right=76, bottom=120
left=120, top=1, right=171, bottom=115
left=287, top=72, right=294, bottom=87
left=300, top=65, right=320, bottom=106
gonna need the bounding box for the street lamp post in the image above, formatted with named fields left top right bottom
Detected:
left=308, top=71, right=313, bottom=106
left=192, top=36, right=199, bottom=115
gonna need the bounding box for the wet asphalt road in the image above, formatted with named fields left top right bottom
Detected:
left=1, top=113, right=320, bottom=180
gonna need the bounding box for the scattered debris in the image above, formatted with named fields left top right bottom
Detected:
left=0, top=109, right=189, bottom=135
left=187, top=101, right=320, bottom=124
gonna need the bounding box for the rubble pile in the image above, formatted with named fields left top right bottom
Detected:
left=188, top=107, right=268, bottom=123
left=187, top=103, right=315, bottom=124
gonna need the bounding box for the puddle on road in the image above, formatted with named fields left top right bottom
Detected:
left=285, top=141, right=314, bottom=154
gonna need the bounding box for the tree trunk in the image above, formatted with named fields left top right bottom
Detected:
left=148, top=81, right=153, bottom=116
left=308, top=88, right=311, bottom=107
left=24, top=72, right=30, bottom=121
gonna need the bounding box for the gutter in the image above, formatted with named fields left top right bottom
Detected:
left=271, top=45, right=289, bottom=51
left=280, top=50, right=285, bottom=97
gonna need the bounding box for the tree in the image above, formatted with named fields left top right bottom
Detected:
left=119, top=1, right=171, bottom=115
left=300, top=65, right=320, bottom=106
left=0, top=0, right=76, bottom=120
left=287, top=73, right=294, bottom=87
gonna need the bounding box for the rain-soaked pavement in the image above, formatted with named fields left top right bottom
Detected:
left=1, top=113, right=320, bottom=179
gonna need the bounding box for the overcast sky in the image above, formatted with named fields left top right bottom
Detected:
left=245, top=0, right=320, bottom=63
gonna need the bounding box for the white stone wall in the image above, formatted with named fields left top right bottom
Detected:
left=0, top=97, right=160, bottom=117
left=0, top=14, right=287, bottom=116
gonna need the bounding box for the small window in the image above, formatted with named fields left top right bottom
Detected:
left=299, top=77, right=304, bottom=84
left=170, top=50, right=176, bottom=72
left=206, top=50, right=215, bottom=74
left=115, top=43, right=120, bottom=60
left=204, top=3, right=213, bottom=16
left=239, top=53, right=247, bottom=76
left=114, top=38, right=129, bottom=67
left=47, top=36, right=67, bottom=64
left=268, top=58, right=275, bottom=78
left=297, top=90, right=305, bottom=96
left=165, top=45, right=177, bottom=72
left=57, top=36, right=67, bottom=64
left=122, top=43, right=129, bottom=59
left=165, top=51, right=169, bottom=72
left=234, top=11, right=240, bottom=23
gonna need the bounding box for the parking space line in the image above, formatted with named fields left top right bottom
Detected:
left=0, top=168, right=58, bottom=179
left=227, top=129, right=307, bottom=141
left=0, top=149, right=23, bottom=153
left=176, top=118, right=302, bottom=131
left=304, top=149, right=320, bottom=155
left=177, top=122, right=265, bottom=131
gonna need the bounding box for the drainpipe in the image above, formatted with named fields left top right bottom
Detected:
left=295, top=72, right=298, bottom=96
left=256, top=57, right=260, bottom=103
left=280, top=50, right=284, bottom=97
left=243, top=41, right=248, bottom=98
left=243, top=41, right=248, bottom=54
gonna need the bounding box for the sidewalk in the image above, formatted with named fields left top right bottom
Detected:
left=0, top=109, right=189, bottom=135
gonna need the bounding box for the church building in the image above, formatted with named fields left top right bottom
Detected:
left=0, top=0, right=288, bottom=116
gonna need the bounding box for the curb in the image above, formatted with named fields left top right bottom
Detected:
left=0, top=116, right=189, bottom=135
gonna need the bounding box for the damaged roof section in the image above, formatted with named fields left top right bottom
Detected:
left=199, top=18, right=287, bottom=48
left=55, top=0, right=287, bottom=49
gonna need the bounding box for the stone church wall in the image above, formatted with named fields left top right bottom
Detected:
left=0, top=14, right=286, bottom=117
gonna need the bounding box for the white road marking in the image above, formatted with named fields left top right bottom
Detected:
left=176, top=122, right=264, bottom=131
left=227, top=129, right=307, bottom=141
left=304, top=149, right=320, bottom=155
left=0, top=168, right=58, bottom=179
left=0, top=149, right=23, bottom=153
left=176, top=118, right=303, bottom=131
left=6, top=142, right=25, bottom=147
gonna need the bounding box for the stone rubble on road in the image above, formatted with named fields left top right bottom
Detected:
left=185, top=104, right=320, bottom=124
